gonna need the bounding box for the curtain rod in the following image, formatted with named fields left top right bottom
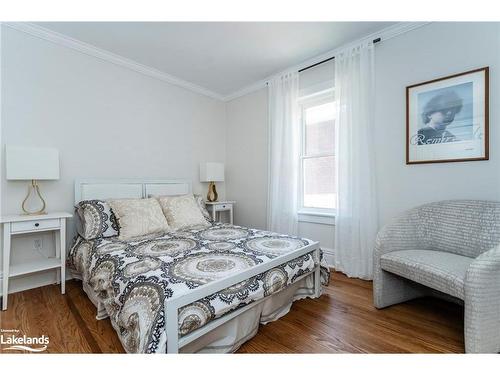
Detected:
left=298, top=37, right=381, bottom=73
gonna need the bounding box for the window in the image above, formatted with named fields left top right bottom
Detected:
left=299, top=92, right=336, bottom=216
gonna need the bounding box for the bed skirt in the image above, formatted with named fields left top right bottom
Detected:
left=72, top=271, right=317, bottom=353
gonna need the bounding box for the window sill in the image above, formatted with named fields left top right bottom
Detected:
left=297, top=211, right=335, bottom=226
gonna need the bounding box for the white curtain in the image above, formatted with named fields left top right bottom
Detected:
left=267, top=72, right=300, bottom=235
left=333, top=40, right=379, bottom=280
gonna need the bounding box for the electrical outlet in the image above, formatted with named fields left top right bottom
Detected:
left=33, top=238, right=43, bottom=251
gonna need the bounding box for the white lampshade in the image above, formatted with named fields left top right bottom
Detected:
left=200, top=162, right=224, bottom=182
left=6, top=145, right=60, bottom=180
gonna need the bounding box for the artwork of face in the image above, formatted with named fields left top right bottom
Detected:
left=414, top=82, right=473, bottom=146
left=406, top=67, right=488, bottom=164
left=422, top=90, right=463, bottom=130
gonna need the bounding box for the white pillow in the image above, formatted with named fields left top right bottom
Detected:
left=107, top=198, right=170, bottom=240
left=157, top=194, right=210, bottom=230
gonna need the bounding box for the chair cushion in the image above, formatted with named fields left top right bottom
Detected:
left=380, top=250, right=473, bottom=299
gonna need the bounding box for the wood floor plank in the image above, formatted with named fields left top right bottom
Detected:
left=0, top=272, right=465, bottom=354
left=65, top=281, right=124, bottom=353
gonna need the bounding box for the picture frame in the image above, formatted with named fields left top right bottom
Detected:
left=406, top=67, right=489, bottom=164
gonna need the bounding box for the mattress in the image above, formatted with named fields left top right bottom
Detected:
left=68, top=222, right=330, bottom=353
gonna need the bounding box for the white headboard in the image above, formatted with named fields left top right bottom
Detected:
left=74, top=178, right=192, bottom=204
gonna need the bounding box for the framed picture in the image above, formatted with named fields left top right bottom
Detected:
left=406, top=67, right=489, bottom=164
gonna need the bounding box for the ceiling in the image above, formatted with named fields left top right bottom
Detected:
left=35, top=22, right=396, bottom=98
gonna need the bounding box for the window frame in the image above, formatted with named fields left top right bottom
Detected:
left=297, top=89, right=336, bottom=221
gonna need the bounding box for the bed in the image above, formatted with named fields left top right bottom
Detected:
left=69, top=178, right=330, bottom=353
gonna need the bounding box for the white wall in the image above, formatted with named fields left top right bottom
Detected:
left=225, top=22, right=500, bottom=266
left=225, top=87, right=268, bottom=230
left=0, top=26, right=227, bottom=293
left=374, top=22, right=500, bottom=225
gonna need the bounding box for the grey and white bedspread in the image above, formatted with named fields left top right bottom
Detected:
left=68, top=223, right=330, bottom=353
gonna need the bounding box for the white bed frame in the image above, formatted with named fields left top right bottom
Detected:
left=74, top=178, right=321, bottom=353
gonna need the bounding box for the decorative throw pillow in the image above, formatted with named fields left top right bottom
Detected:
left=75, top=200, right=119, bottom=240
left=194, top=194, right=212, bottom=222
left=157, top=194, right=211, bottom=230
left=107, top=198, right=170, bottom=240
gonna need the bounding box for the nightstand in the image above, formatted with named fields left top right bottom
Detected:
left=1, top=212, right=72, bottom=310
left=205, top=201, right=236, bottom=224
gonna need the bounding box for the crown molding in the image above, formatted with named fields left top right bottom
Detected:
left=2, top=22, right=431, bottom=103
left=222, top=22, right=431, bottom=102
left=3, top=22, right=225, bottom=101
left=222, top=80, right=269, bottom=102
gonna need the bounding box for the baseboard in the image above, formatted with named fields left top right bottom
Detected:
left=321, top=247, right=334, bottom=268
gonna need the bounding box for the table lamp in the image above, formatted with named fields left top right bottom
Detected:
left=200, top=162, right=224, bottom=202
left=6, top=145, right=60, bottom=215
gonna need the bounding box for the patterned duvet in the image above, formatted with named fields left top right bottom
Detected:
left=69, top=223, right=330, bottom=353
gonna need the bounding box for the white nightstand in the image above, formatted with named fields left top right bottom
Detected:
left=1, top=212, right=72, bottom=310
left=205, top=201, right=236, bottom=224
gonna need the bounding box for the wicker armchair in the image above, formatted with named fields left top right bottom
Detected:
left=373, top=200, right=500, bottom=353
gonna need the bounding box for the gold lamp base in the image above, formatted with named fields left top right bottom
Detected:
left=22, top=180, right=47, bottom=215
left=206, top=181, right=218, bottom=202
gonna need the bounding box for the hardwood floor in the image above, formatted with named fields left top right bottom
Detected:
left=0, top=272, right=465, bottom=353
